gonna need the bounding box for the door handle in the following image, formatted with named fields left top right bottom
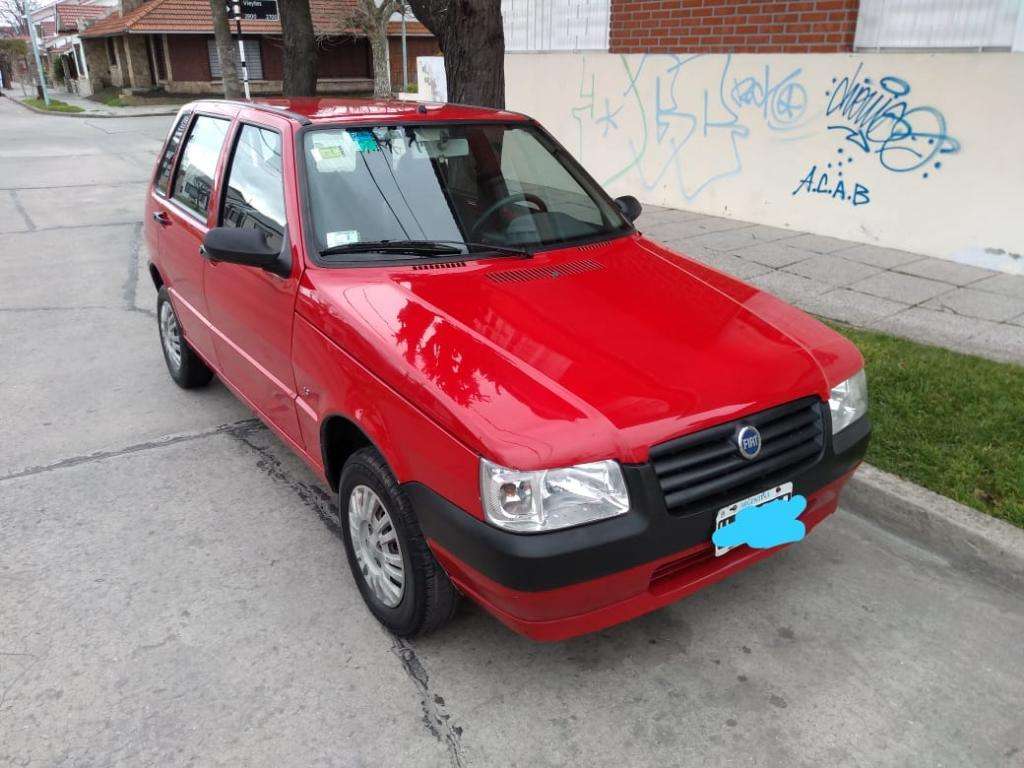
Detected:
left=152, top=211, right=170, bottom=226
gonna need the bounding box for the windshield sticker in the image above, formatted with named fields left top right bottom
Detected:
left=309, top=131, right=357, bottom=173
left=351, top=130, right=380, bottom=153
left=325, top=230, right=360, bottom=248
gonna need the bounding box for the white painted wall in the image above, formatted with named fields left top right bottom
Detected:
left=506, top=52, right=1024, bottom=270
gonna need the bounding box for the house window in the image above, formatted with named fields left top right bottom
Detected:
left=855, top=0, right=1024, bottom=51
left=207, top=38, right=263, bottom=81
left=106, top=37, right=117, bottom=66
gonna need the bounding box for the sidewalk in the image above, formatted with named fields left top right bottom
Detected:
left=1, top=86, right=179, bottom=117
left=640, top=206, right=1024, bottom=366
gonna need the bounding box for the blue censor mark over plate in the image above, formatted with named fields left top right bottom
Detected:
left=712, top=495, right=808, bottom=550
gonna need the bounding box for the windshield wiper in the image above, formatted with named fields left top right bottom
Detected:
left=320, top=240, right=465, bottom=258
left=319, top=239, right=532, bottom=260
left=435, top=240, right=533, bottom=259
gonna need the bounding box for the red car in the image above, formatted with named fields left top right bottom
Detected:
left=146, top=98, right=870, bottom=641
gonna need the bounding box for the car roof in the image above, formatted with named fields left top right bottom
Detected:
left=185, top=97, right=531, bottom=126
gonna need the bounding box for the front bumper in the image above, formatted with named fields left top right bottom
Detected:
left=407, top=415, right=870, bottom=641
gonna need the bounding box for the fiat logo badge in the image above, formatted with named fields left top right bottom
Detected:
left=736, top=425, right=762, bottom=460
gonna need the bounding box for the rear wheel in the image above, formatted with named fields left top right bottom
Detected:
left=339, top=447, right=459, bottom=636
left=157, top=286, right=213, bottom=389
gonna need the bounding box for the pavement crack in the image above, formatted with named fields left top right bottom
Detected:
left=0, top=419, right=261, bottom=483
left=391, top=637, right=466, bottom=768
left=8, top=189, right=35, bottom=231
left=123, top=221, right=144, bottom=312
left=223, top=424, right=337, bottom=528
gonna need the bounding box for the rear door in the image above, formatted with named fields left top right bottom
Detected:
left=155, top=112, right=233, bottom=365
left=202, top=114, right=304, bottom=446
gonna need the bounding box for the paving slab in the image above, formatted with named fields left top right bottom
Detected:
left=837, top=244, right=924, bottom=269
left=784, top=253, right=883, bottom=287
left=971, top=272, right=1024, bottom=300
left=895, top=258, right=998, bottom=287
left=922, top=287, right=1024, bottom=323
left=749, top=270, right=832, bottom=304
left=807, top=288, right=908, bottom=326
left=734, top=241, right=815, bottom=269
left=969, top=323, right=1024, bottom=364
left=870, top=307, right=1004, bottom=349
left=642, top=216, right=752, bottom=241
left=848, top=271, right=954, bottom=305
left=778, top=233, right=857, bottom=254
left=17, top=182, right=149, bottom=229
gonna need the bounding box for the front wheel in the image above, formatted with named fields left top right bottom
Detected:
left=339, top=448, right=459, bottom=637
left=157, top=286, right=213, bottom=389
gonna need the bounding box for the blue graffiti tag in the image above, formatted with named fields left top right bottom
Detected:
left=792, top=164, right=870, bottom=206
left=826, top=63, right=960, bottom=176
left=730, top=65, right=808, bottom=130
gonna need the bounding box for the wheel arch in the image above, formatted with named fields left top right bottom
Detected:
left=320, top=413, right=378, bottom=492
left=148, top=262, right=165, bottom=290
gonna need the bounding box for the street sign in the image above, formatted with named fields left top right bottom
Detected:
left=225, top=0, right=279, bottom=21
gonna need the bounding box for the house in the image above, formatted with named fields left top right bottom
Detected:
left=35, top=2, right=118, bottom=95
left=78, top=0, right=438, bottom=96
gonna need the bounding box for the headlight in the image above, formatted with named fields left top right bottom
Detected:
left=829, top=369, right=868, bottom=434
left=479, top=458, right=630, bottom=533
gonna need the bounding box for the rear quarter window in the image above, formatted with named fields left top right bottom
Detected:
left=154, top=113, right=190, bottom=196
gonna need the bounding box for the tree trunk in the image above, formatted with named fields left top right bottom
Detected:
left=279, top=0, right=317, bottom=96
left=369, top=23, right=391, bottom=98
left=408, top=0, right=504, bottom=109
left=209, top=0, right=243, bottom=99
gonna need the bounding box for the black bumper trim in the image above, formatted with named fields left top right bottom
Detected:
left=406, top=416, right=870, bottom=593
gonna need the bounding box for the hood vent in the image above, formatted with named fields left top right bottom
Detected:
left=487, top=258, right=602, bottom=285
left=411, top=261, right=467, bottom=271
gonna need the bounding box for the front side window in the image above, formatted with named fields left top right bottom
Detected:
left=302, top=123, right=629, bottom=260
left=154, top=112, right=190, bottom=196
left=172, top=115, right=229, bottom=218
left=221, top=125, right=286, bottom=251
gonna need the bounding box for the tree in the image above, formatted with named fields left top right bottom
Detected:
left=0, top=0, right=31, bottom=37
left=346, top=0, right=402, bottom=99
left=209, top=0, right=243, bottom=99
left=406, top=0, right=504, bottom=109
left=278, top=0, right=317, bottom=96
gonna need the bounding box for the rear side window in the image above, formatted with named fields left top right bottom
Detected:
left=171, top=115, right=230, bottom=218
left=221, top=125, right=286, bottom=251
left=154, top=113, right=189, bottom=196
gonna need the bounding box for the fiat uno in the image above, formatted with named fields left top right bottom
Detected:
left=145, top=99, right=870, bottom=641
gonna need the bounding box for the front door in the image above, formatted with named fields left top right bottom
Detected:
left=156, top=113, right=231, bottom=365
left=203, top=119, right=303, bottom=446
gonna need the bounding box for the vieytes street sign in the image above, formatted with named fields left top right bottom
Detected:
left=225, top=0, right=279, bottom=21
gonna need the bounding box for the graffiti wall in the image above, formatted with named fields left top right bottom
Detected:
left=505, top=52, right=1024, bottom=267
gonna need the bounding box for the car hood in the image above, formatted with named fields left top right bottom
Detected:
left=301, top=234, right=859, bottom=469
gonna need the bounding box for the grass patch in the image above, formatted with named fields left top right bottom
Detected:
left=826, top=321, right=1024, bottom=528
left=23, top=97, right=83, bottom=113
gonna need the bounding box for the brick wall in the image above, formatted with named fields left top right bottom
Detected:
left=609, top=0, right=859, bottom=54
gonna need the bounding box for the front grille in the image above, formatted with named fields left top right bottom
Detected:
left=650, top=397, right=825, bottom=514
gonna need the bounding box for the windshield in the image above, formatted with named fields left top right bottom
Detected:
left=301, top=123, right=631, bottom=259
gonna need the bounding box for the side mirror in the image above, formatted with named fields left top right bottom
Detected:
left=202, top=227, right=289, bottom=277
left=615, top=195, right=643, bottom=223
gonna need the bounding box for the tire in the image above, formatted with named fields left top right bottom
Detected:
left=339, top=447, right=459, bottom=637
left=157, top=286, right=213, bottom=389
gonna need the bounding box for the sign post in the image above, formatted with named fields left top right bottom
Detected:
left=24, top=9, right=51, bottom=106
left=225, top=0, right=279, bottom=100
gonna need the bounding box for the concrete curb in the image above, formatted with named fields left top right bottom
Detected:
left=844, top=463, right=1024, bottom=589
left=2, top=95, right=177, bottom=118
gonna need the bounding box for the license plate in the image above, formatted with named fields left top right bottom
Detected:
left=714, top=482, right=793, bottom=557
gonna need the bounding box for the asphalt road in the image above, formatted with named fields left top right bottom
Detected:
left=1, top=97, right=1022, bottom=768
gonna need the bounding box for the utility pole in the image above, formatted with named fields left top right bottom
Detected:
left=24, top=8, right=50, bottom=105
left=401, top=4, right=407, bottom=92
left=228, top=1, right=251, bottom=99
